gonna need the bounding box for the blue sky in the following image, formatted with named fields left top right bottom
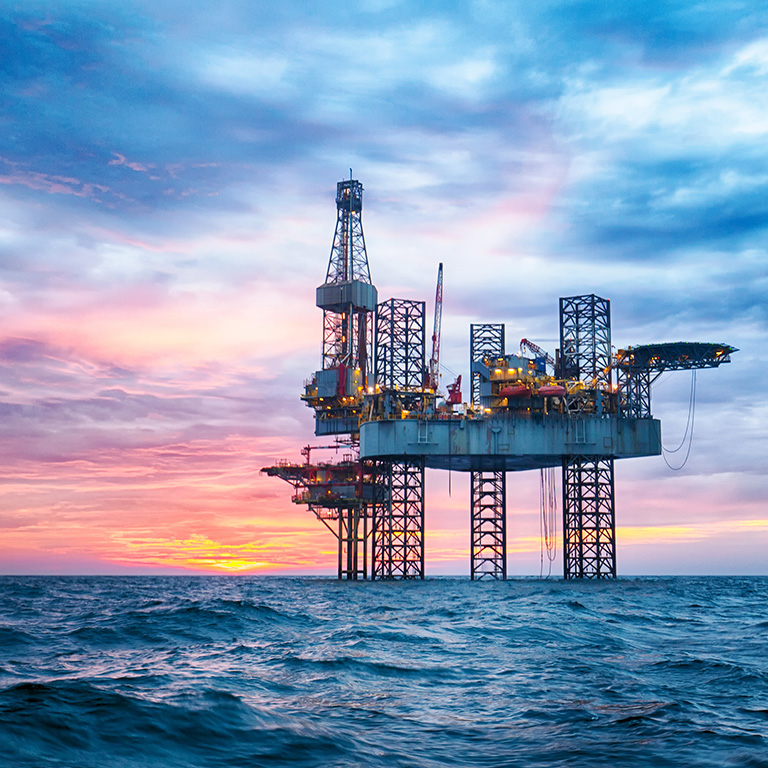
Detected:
left=0, top=0, right=766, bottom=574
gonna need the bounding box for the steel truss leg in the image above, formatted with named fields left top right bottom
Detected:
left=371, top=459, right=425, bottom=580
left=562, top=456, right=616, bottom=579
left=470, top=471, right=507, bottom=580
left=337, top=506, right=368, bottom=580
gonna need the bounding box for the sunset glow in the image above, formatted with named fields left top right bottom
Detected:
left=1, top=1, right=766, bottom=576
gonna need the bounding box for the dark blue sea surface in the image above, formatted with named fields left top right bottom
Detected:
left=1, top=576, right=767, bottom=767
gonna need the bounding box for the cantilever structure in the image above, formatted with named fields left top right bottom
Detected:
left=262, top=178, right=737, bottom=581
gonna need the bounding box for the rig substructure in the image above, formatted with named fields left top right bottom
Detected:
left=262, top=177, right=737, bottom=580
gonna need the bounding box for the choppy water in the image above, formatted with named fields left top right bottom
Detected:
left=1, top=576, right=767, bottom=767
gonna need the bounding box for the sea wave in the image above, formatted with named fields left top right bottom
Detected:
left=1, top=576, right=767, bottom=767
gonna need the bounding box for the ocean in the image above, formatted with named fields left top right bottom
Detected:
left=1, top=576, right=766, bottom=767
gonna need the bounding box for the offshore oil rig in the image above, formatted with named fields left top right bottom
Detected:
left=262, top=177, right=736, bottom=580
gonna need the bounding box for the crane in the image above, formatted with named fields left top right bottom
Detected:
left=520, top=338, right=555, bottom=371
left=427, top=262, right=443, bottom=391
left=427, top=262, right=462, bottom=404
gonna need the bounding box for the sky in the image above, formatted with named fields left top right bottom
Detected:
left=1, top=0, right=766, bottom=576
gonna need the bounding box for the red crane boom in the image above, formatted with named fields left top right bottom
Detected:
left=520, top=337, right=555, bottom=369
left=428, top=262, right=443, bottom=391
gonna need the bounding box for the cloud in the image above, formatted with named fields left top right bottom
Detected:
left=0, top=0, right=766, bottom=574
left=551, top=37, right=768, bottom=271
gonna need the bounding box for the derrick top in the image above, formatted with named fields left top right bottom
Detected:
left=323, top=177, right=372, bottom=287
left=336, top=179, right=363, bottom=213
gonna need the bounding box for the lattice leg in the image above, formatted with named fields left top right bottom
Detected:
left=470, top=471, right=507, bottom=580
left=371, top=459, right=425, bottom=580
left=562, top=456, right=616, bottom=579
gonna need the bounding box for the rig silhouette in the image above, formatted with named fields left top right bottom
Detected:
left=262, top=177, right=736, bottom=580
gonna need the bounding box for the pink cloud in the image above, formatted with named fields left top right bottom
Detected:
left=0, top=278, right=317, bottom=368
left=0, top=168, right=109, bottom=200
left=108, top=152, right=153, bottom=172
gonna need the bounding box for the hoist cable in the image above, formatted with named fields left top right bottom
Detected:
left=662, top=370, right=697, bottom=471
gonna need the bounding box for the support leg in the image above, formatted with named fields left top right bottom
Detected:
left=371, top=459, right=425, bottom=580
left=470, top=470, right=507, bottom=580
left=338, top=506, right=367, bottom=580
left=562, top=456, right=616, bottom=579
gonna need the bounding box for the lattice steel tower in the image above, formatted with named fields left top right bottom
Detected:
left=559, top=295, right=615, bottom=579
left=369, top=299, right=427, bottom=579
left=559, top=295, right=612, bottom=387
left=469, top=323, right=507, bottom=580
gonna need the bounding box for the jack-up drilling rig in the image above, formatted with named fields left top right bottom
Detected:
left=262, top=178, right=737, bottom=580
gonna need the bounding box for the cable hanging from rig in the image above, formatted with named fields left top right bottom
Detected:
left=663, top=369, right=697, bottom=471
left=539, top=467, right=557, bottom=578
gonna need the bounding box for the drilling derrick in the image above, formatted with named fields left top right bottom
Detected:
left=305, top=178, right=377, bottom=436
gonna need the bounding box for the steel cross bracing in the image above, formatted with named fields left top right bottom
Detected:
left=321, top=309, right=372, bottom=374
left=470, top=323, right=505, bottom=408
left=368, top=297, right=428, bottom=579
left=617, top=366, right=652, bottom=419
left=557, top=296, right=617, bottom=578
left=562, top=456, right=616, bottom=579
left=370, top=459, right=425, bottom=579
left=375, top=299, right=426, bottom=393
left=470, top=471, right=507, bottom=580
left=559, top=295, right=612, bottom=388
